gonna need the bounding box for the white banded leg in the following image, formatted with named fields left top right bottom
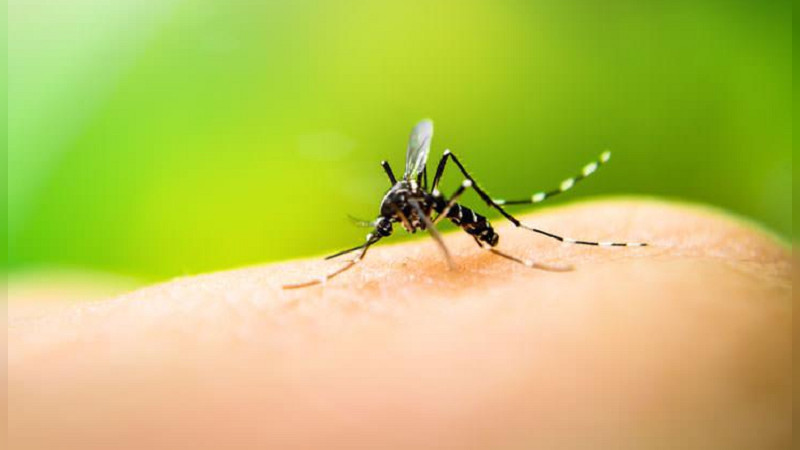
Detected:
left=519, top=224, right=647, bottom=247
left=282, top=234, right=381, bottom=289
left=494, top=151, right=612, bottom=206
left=429, top=150, right=647, bottom=247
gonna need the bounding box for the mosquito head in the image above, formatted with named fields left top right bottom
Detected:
left=374, top=216, right=394, bottom=237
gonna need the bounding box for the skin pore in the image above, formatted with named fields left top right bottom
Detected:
left=7, top=199, right=792, bottom=449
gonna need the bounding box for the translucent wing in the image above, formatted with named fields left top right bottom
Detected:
left=404, top=119, right=433, bottom=180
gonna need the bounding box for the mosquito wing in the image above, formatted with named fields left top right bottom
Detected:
left=403, top=119, right=434, bottom=180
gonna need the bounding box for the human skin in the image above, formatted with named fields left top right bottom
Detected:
left=6, top=199, right=792, bottom=450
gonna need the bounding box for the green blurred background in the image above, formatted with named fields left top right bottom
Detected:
left=7, top=0, right=792, bottom=286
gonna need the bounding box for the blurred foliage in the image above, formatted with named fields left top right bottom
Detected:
left=7, top=0, right=792, bottom=282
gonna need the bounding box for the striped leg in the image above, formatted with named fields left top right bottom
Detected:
left=430, top=150, right=647, bottom=247
left=494, top=151, right=611, bottom=206
left=282, top=234, right=381, bottom=289
left=521, top=226, right=647, bottom=247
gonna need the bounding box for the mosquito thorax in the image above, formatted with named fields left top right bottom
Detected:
left=379, top=181, right=411, bottom=216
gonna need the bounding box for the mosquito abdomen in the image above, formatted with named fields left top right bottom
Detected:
left=447, top=204, right=499, bottom=247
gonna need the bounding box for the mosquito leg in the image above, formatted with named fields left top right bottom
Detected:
left=283, top=234, right=381, bottom=289
left=471, top=237, right=572, bottom=272
left=516, top=225, right=648, bottom=247
left=432, top=180, right=472, bottom=225
left=494, top=151, right=611, bottom=206
left=391, top=204, right=414, bottom=232
left=409, top=199, right=454, bottom=269
left=432, top=150, right=647, bottom=247
left=325, top=242, right=368, bottom=260
left=430, top=150, right=520, bottom=224
left=431, top=151, right=451, bottom=190
left=381, top=160, right=397, bottom=185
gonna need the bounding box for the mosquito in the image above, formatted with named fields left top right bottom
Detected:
left=283, top=119, right=646, bottom=289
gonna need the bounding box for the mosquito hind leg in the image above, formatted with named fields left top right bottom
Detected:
left=493, top=151, right=612, bottom=206
left=431, top=149, right=529, bottom=225
left=431, top=150, right=647, bottom=247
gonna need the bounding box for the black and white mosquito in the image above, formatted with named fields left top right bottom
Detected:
left=283, top=119, right=646, bottom=289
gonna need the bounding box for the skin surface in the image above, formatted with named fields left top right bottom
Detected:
left=7, top=199, right=792, bottom=450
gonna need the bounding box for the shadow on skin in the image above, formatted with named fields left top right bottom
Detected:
left=7, top=198, right=792, bottom=450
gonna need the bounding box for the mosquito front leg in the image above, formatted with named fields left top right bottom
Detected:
left=282, top=234, right=381, bottom=289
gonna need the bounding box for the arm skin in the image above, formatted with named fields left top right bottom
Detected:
left=7, top=199, right=792, bottom=450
